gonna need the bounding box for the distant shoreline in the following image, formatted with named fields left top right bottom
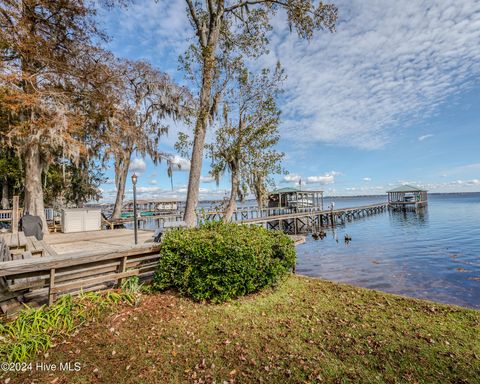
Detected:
left=322, top=191, right=480, bottom=199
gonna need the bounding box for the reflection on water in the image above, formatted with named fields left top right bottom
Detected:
left=296, top=193, right=480, bottom=309
left=388, top=207, right=429, bottom=228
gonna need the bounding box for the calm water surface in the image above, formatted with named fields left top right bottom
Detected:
left=296, top=193, right=480, bottom=309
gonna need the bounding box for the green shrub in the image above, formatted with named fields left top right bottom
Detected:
left=153, top=222, right=296, bottom=302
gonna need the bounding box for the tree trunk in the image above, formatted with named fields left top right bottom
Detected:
left=224, top=165, right=239, bottom=222
left=111, top=154, right=130, bottom=220
left=1, top=178, right=9, bottom=209
left=256, top=185, right=265, bottom=211
left=183, top=46, right=218, bottom=226
left=252, top=172, right=265, bottom=210
left=23, top=143, right=48, bottom=233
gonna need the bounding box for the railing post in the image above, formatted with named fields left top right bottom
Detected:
left=118, top=256, right=127, bottom=286
left=11, top=196, right=19, bottom=234
left=48, top=268, right=56, bottom=306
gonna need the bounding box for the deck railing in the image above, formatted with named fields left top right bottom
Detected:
left=0, top=209, right=22, bottom=223
left=201, top=205, right=327, bottom=222
left=0, top=243, right=161, bottom=310
left=0, top=208, right=56, bottom=223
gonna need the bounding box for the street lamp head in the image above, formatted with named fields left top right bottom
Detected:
left=131, top=172, right=138, bottom=186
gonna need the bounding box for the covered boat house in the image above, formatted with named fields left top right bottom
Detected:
left=122, top=199, right=178, bottom=213
left=268, top=187, right=324, bottom=210
left=387, top=185, right=428, bottom=210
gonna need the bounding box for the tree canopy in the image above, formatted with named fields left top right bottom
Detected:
left=177, top=0, right=338, bottom=225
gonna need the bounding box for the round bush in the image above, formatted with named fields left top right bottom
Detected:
left=153, top=222, right=296, bottom=302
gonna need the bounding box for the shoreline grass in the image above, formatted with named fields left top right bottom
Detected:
left=3, top=275, right=479, bottom=383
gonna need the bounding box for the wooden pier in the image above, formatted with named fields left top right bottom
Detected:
left=241, top=203, right=387, bottom=233
left=203, top=203, right=388, bottom=234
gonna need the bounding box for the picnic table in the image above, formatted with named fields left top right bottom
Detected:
left=0, top=232, right=57, bottom=259
left=0, top=232, right=27, bottom=252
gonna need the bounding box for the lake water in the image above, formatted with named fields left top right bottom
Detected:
left=296, top=193, right=480, bottom=309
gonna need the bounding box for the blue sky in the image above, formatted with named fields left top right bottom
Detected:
left=95, top=0, right=480, bottom=202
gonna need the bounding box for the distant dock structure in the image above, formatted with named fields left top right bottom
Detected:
left=387, top=185, right=428, bottom=210
left=268, top=187, right=324, bottom=210
left=121, top=199, right=178, bottom=215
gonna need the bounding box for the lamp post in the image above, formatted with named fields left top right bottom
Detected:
left=131, top=172, right=138, bottom=245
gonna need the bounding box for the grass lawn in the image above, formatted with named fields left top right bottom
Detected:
left=5, top=275, right=480, bottom=383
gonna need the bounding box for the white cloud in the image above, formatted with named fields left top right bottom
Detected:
left=134, top=186, right=167, bottom=195
left=200, top=175, right=216, bottom=183
left=418, top=134, right=434, bottom=141
left=282, top=174, right=302, bottom=183
left=149, top=180, right=158, bottom=185
left=99, top=2, right=190, bottom=75
left=329, top=171, right=342, bottom=177
left=169, top=155, right=190, bottom=171
left=263, top=0, right=480, bottom=149
left=363, top=177, right=372, bottom=181
left=306, top=171, right=342, bottom=185
left=450, top=163, right=480, bottom=173
left=307, top=175, right=334, bottom=185
left=129, top=158, right=147, bottom=173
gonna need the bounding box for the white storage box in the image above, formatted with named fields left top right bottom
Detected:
left=61, top=208, right=101, bottom=233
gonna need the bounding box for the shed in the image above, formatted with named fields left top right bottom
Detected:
left=61, top=208, right=102, bottom=233
left=268, top=187, right=324, bottom=210
left=387, top=185, right=428, bottom=209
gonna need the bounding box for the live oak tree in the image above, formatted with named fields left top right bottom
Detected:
left=207, top=63, right=285, bottom=221
left=175, top=0, right=337, bottom=226
left=0, top=148, right=22, bottom=209
left=43, top=159, right=105, bottom=208
left=104, top=60, right=192, bottom=219
left=0, top=0, right=110, bottom=231
left=248, top=144, right=283, bottom=210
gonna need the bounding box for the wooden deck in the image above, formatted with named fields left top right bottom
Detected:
left=0, top=229, right=160, bottom=314
left=44, top=229, right=155, bottom=255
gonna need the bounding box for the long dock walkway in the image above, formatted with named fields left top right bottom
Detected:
left=105, top=203, right=388, bottom=234
left=236, top=203, right=388, bottom=233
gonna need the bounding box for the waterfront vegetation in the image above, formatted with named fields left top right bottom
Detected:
left=0, top=283, right=141, bottom=363
left=3, top=275, right=479, bottom=383
left=153, top=223, right=296, bottom=302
